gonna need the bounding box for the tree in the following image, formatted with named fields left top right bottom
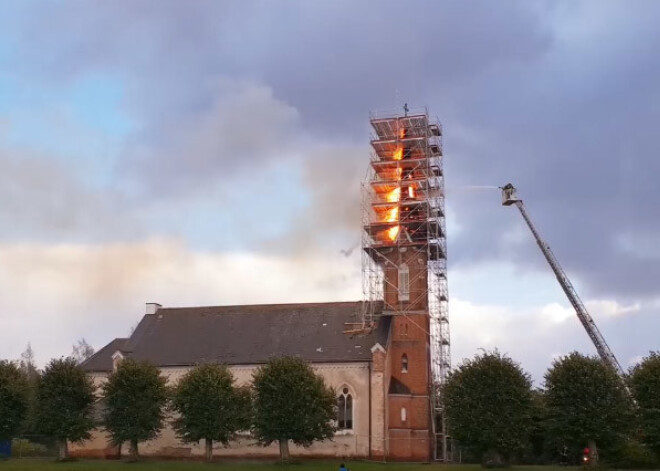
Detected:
left=443, top=351, right=533, bottom=466
left=629, top=352, right=660, bottom=455
left=16, top=343, right=40, bottom=437
left=172, top=364, right=251, bottom=461
left=251, top=356, right=335, bottom=461
left=0, top=361, right=29, bottom=442
left=70, top=339, right=95, bottom=364
left=18, top=343, right=39, bottom=383
left=36, top=358, right=96, bottom=460
left=526, top=389, right=549, bottom=464
left=102, top=359, right=168, bottom=460
left=544, top=352, right=634, bottom=464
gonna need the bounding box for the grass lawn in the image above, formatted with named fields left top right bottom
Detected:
left=0, top=462, right=585, bottom=471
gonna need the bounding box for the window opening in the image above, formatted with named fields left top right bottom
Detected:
left=401, top=354, right=408, bottom=373
left=337, top=387, right=353, bottom=430
left=398, top=263, right=410, bottom=301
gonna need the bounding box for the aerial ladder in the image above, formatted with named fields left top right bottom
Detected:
left=500, top=183, right=627, bottom=380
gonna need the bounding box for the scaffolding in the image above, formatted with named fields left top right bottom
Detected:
left=356, top=106, right=451, bottom=460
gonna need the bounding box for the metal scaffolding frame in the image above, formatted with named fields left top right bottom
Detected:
left=354, top=107, right=451, bottom=460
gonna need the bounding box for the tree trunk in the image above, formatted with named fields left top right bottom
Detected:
left=130, top=439, right=139, bottom=461
left=58, top=440, right=68, bottom=460
left=588, top=440, right=599, bottom=466
left=279, top=439, right=290, bottom=461
left=205, top=438, right=213, bottom=462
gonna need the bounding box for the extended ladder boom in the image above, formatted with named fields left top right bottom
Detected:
left=501, top=184, right=626, bottom=379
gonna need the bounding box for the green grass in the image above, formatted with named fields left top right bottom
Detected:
left=0, top=461, right=584, bottom=471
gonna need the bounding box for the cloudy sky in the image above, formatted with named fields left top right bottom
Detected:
left=1, top=0, right=658, bottom=383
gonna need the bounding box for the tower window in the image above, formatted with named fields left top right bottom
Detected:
left=398, top=264, right=410, bottom=301
left=401, top=407, right=407, bottom=422
left=337, top=387, right=353, bottom=430
left=401, top=354, right=408, bottom=373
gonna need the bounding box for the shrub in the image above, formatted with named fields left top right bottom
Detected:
left=610, top=439, right=659, bottom=469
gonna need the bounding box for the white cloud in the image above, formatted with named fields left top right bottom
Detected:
left=448, top=296, right=624, bottom=384
left=585, top=299, right=641, bottom=318
left=0, top=239, right=360, bottom=366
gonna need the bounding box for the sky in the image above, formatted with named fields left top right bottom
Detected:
left=0, top=0, right=658, bottom=383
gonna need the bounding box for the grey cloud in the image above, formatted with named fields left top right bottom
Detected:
left=260, top=143, right=364, bottom=258
left=8, top=0, right=660, bottom=301
left=13, top=1, right=552, bottom=134
left=0, top=148, right=142, bottom=243
left=124, top=81, right=300, bottom=196
left=444, top=3, right=660, bottom=300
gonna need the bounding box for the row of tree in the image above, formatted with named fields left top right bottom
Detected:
left=443, top=351, right=660, bottom=468
left=0, top=356, right=336, bottom=461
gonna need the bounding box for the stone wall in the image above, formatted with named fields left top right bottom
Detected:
left=72, top=362, right=372, bottom=459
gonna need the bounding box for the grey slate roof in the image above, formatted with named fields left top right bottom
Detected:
left=82, top=301, right=389, bottom=372
left=81, top=337, right=128, bottom=372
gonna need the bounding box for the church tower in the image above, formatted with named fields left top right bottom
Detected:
left=360, top=107, right=450, bottom=461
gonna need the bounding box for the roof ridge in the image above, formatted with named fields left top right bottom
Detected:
left=159, top=300, right=363, bottom=311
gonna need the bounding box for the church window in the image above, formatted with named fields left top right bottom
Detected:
left=337, top=387, right=353, bottom=430
left=401, top=407, right=407, bottom=422
left=401, top=354, right=408, bottom=373
left=398, top=264, right=410, bottom=301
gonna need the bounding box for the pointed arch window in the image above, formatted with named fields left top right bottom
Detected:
left=398, top=263, right=410, bottom=301
left=401, top=354, right=409, bottom=373
left=337, top=387, right=353, bottom=430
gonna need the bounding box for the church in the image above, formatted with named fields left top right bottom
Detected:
left=73, top=109, right=449, bottom=462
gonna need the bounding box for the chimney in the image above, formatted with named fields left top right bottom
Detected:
left=146, top=302, right=162, bottom=315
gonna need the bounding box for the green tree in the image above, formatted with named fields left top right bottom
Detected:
left=629, top=352, right=660, bottom=455
left=526, top=389, right=549, bottom=464
left=17, top=343, right=40, bottom=437
left=544, top=352, right=634, bottom=464
left=102, top=359, right=167, bottom=460
left=252, top=356, right=335, bottom=461
left=172, top=364, right=251, bottom=461
left=443, top=351, right=533, bottom=466
left=0, top=361, right=29, bottom=442
left=36, top=358, right=95, bottom=460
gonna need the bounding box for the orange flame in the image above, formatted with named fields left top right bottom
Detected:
left=396, top=167, right=403, bottom=179
left=385, top=206, right=399, bottom=222
left=386, top=187, right=401, bottom=203
left=392, top=146, right=403, bottom=161
left=408, top=186, right=415, bottom=198
left=387, top=225, right=400, bottom=241
left=399, top=127, right=406, bottom=139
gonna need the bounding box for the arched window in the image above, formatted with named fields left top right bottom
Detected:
left=337, top=387, right=353, bottom=430
left=398, top=264, right=410, bottom=301
left=401, top=354, right=408, bottom=373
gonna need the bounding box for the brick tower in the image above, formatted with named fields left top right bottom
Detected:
left=359, top=107, right=450, bottom=461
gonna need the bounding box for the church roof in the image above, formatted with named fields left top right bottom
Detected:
left=81, top=337, right=128, bottom=373
left=82, top=301, right=389, bottom=372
